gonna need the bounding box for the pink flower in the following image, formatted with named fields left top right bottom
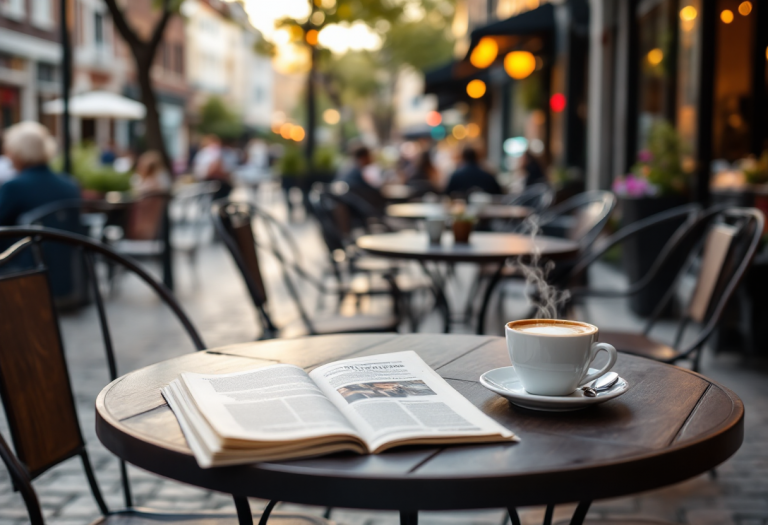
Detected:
left=637, top=150, right=653, bottom=163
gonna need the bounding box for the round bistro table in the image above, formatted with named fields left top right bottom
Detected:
left=356, top=231, right=580, bottom=333
left=96, top=334, right=743, bottom=525
left=386, top=202, right=531, bottom=221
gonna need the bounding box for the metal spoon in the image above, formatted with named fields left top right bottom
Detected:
left=581, top=372, right=619, bottom=398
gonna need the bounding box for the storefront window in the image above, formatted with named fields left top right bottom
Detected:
left=636, top=0, right=676, bottom=150
left=711, top=0, right=755, bottom=161
left=676, top=0, right=701, bottom=170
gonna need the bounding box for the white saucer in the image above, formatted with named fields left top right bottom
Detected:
left=479, top=366, right=629, bottom=412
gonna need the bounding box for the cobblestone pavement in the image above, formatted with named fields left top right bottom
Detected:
left=0, top=185, right=766, bottom=525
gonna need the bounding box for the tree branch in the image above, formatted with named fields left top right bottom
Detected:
left=148, top=0, right=172, bottom=56
left=102, top=0, right=141, bottom=52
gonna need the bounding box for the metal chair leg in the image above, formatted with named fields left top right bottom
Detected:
left=258, top=500, right=278, bottom=525
left=233, top=496, right=253, bottom=525
left=507, top=507, right=522, bottom=525
left=569, top=500, right=592, bottom=525
left=543, top=504, right=554, bottom=525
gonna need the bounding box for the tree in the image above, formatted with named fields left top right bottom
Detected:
left=198, top=96, right=243, bottom=141
left=102, top=0, right=179, bottom=173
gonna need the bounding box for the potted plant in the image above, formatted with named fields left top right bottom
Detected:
left=612, top=121, right=689, bottom=316
left=452, top=213, right=477, bottom=244
left=53, top=144, right=132, bottom=199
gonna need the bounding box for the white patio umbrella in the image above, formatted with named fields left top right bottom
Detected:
left=43, top=91, right=146, bottom=120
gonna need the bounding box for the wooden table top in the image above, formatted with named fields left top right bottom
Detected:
left=386, top=202, right=531, bottom=220
left=356, top=231, right=580, bottom=263
left=96, top=334, right=743, bottom=511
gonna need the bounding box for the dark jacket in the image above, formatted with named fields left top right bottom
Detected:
left=445, top=163, right=502, bottom=197
left=0, top=164, right=81, bottom=226
left=336, top=166, right=386, bottom=214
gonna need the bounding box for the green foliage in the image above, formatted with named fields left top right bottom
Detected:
left=743, top=150, right=768, bottom=184
left=52, top=143, right=131, bottom=192
left=312, top=146, right=338, bottom=172
left=279, top=145, right=307, bottom=177
left=633, top=121, right=688, bottom=196
left=198, top=96, right=243, bottom=141
left=382, top=15, right=455, bottom=72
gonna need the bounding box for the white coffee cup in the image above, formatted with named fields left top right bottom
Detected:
left=505, top=319, right=617, bottom=396
left=425, top=217, right=445, bottom=244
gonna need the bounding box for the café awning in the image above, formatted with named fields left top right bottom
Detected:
left=43, top=91, right=146, bottom=120
left=465, top=3, right=555, bottom=56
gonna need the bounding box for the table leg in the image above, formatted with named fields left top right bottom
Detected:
left=419, top=261, right=451, bottom=333
left=506, top=507, right=521, bottom=525
left=569, top=500, right=592, bottom=525
left=543, top=503, right=554, bottom=525
left=400, top=511, right=418, bottom=525
left=476, top=261, right=505, bottom=335
left=233, top=496, right=253, bottom=525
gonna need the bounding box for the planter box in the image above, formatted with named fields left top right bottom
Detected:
left=620, top=195, right=688, bottom=316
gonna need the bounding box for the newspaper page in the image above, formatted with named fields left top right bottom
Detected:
left=309, top=351, right=517, bottom=452
left=177, top=364, right=362, bottom=443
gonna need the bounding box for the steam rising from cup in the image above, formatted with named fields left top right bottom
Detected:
left=512, top=216, right=571, bottom=319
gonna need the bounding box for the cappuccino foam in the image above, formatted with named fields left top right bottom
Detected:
left=512, top=322, right=592, bottom=335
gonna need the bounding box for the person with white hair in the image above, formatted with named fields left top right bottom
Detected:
left=0, top=121, right=80, bottom=226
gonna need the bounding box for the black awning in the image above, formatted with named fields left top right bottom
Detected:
left=466, top=3, right=555, bottom=55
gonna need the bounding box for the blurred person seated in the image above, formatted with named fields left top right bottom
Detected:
left=445, top=146, right=502, bottom=198
left=406, top=151, right=440, bottom=196
left=336, top=144, right=386, bottom=214
left=0, top=121, right=80, bottom=226
left=0, top=134, right=16, bottom=186
left=521, top=149, right=547, bottom=187
left=100, top=140, right=117, bottom=166
left=192, top=134, right=232, bottom=200
left=131, top=150, right=171, bottom=195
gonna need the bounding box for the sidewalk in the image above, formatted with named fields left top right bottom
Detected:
left=0, top=187, right=765, bottom=525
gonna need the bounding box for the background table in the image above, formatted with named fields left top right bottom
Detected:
left=96, top=334, right=743, bottom=524
left=357, top=231, right=580, bottom=332
left=386, top=202, right=531, bottom=221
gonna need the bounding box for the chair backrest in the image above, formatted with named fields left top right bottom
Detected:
left=648, top=207, right=764, bottom=357
left=504, top=183, right=554, bottom=214
left=0, top=226, right=206, bottom=520
left=538, top=190, right=617, bottom=250
left=125, top=192, right=170, bottom=240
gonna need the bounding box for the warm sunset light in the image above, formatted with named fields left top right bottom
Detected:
left=323, top=108, right=340, bottom=124
left=738, top=1, right=752, bottom=15
left=290, top=125, right=306, bottom=141
left=721, top=9, right=734, bottom=23
left=466, top=79, right=486, bottom=99
left=466, top=122, right=481, bottom=138
left=550, top=93, right=566, bottom=113
left=679, top=6, right=697, bottom=20
left=504, top=51, right=536, bottom=80
left=469, top=37, right=498, bottom=69
left=647, top=48, right=664, bottom=66
left=306, top=29, right=319, bottom=46
left=425, top=111, right=442, bottom=126
left=452, top=124, right=467, bottom=140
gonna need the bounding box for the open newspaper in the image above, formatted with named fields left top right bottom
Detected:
left=163, top=351, right=518, bottom=468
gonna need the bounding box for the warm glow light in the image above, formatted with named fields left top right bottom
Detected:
left=466, top=79, right=486, bottom=99
left=721, top=9, right=734, bottom=23
left=306, top=29, right=319, bottom=45
left=679, top=5, right=697, bottom=20
left=470, top=37, right=498, bottom=69
left=318, top=22, right=382, bottom=54
left=323, top=108, right=340, bottom=125
left=466, top=123, right=480, bottom=138
left=310, top=11, right=325, bottom=25
left=766, top=46, right=768, bottom=61
left=504, top=51, right=536, bottom=79
left=738, top=1, right=752, bottom=15
left=647, top=48, right=664, bottom=66
left=550, top=93, right=566, bottom=113
left=290, top=125, right=306, bottom=141
left=280, top=123, right=293, bottom=139
left=426, top=111, right=442, bottom=126
left=452, top=125, right=467, bottom=140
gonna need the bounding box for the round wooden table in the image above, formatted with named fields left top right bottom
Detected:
left=357, top=231, right=580, bottom=332
left=386, top=202, right=531, bottom=221
left=96, top=334, right=743, bottom=525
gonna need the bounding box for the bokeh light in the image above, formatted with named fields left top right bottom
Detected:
left=647, top=48, right=664, bottom=66
left=679, top=6, right=697, bottom=20
left=310, top=11, right=325, bottom=26
left=306, top=29, right=319, bottom=45
left=425, top=111, right=442, bottom=126
left=323, top=108, right=340, bottom=125
left=738, top=1, right=752, bottom=15
left=318, top=22, right=382, bottom=54
left=470, top=37, right=498, bottom=69
left=466, top=79, right=486, bottom=99
left=430, top=125, right=446, bottom=140
left=504, top=51, right=536, bottom=80
left=721, top=9, right=734, bottom=23
left=290, top=125, right=306, bottom=141
left=466, top=123, right=481, bottom=138
left=550, top=93, right=566, bottom=113
left=280, top=123, right=293, bottom=139
left=452, top=125, right=467, bottom=140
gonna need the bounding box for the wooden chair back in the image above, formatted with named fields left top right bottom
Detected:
left=125, top=192, right=170, bottom=240
left=0, top=270, right=83, bottom=477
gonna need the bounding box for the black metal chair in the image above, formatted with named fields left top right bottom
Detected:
left=0, top=226, right=330, bottom=525
left=568, top=207, right=764, bottom=371
left=501, top=183, right=554, bottom=215
left=212, top=200, right=402, bottom=339
left=170, top=181, right=221, bottom=272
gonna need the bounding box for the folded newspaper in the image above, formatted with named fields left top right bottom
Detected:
left=163, top=351, right=518, bottom=468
